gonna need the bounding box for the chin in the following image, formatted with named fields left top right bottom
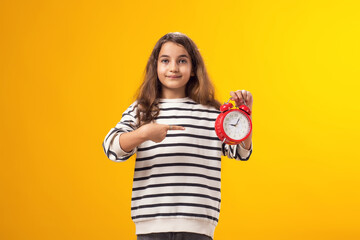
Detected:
left=163, top=81, right=187, bottom=89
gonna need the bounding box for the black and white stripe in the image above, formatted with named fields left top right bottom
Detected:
left=103, top=98, right=252, bottom=226
left=102, top=102, right=138, bottom=162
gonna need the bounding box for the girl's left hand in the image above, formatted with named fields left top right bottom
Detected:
left=230, top=90, right=253, bottom=112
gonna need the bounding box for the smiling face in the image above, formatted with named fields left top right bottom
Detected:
left=157, top=41, right=195, bottom=99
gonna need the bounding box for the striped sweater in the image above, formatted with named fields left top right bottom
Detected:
left=102, top=97, right=252, bottom=238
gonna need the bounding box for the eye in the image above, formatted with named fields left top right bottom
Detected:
left=179, top=59, right=187, bottom=63
left=160, top=59, right=169, bottom=63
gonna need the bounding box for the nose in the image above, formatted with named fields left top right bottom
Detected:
left=169, top=60, right=179, bottom=72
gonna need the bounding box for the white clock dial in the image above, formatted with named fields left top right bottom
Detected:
left=223, top=111, right=250, bottom=140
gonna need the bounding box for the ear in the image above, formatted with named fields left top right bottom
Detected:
left=191, top=71, right=195, bottom=76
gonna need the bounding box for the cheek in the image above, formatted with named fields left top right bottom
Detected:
left=157, top=65, right=165, bottom=75
left=183, top=65, right=192, bottom=75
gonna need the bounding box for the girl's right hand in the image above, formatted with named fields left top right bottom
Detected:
left=139, top=123, right=185, bottom=143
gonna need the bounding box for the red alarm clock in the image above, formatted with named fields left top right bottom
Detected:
left=215, top=99, right=252, bottom=145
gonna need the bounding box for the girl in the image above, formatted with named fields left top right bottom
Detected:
left=103, top=32, right=253, bottom=240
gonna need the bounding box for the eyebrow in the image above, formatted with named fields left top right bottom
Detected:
left=159, top=54, right=189, bottom=58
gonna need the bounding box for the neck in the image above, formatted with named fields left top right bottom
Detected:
left=161, top=88, right=186, bottom=99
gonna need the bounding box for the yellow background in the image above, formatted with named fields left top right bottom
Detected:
left=1, top=0, right=359, bottom=239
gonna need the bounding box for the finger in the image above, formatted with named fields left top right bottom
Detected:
left=240, top=90, right=248, bottom=104
left=231, top=90, right=243, bottom=106
left=229, top=91, right=238, bottom=101
left=237, top=90, right=251, bottom=106
left=237, top=90, right=245, bottom=99
left=168, top=125, right=185, bottom=130
left=246, top=91, right=252, bottom=104
left=230, top=91, right=243, bottom=107
left=244, top=91, right=253, bottom=106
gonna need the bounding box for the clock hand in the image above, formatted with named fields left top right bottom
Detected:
left=229, top=118, right=240, bottom=127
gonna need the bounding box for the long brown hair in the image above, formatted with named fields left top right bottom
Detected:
left=135, top=32, right=220, bottom=126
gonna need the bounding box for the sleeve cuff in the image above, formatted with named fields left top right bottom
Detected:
left=237, top=142, right=252, bottom=159
left=111, top=132, right=136, bottom=156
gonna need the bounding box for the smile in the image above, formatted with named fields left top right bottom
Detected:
left=167, top=75, right=181, bottom=78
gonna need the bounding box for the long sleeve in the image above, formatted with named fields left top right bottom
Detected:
left=128, top=97, right=253, bottom=238
left=102, top=102, right=139, bottom=162
left=221, top=142, right=253, bottom=161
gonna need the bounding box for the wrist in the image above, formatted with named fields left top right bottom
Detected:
left=137, top=125, right=149, bottom=142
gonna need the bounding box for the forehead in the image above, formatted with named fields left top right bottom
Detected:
left=159, top=41, right=190, bottom=58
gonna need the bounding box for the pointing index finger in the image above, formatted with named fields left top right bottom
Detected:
left=168, top=125, right=185, bottom=131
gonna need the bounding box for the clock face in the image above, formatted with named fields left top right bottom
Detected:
left=223, top=111, right=251, bottom=141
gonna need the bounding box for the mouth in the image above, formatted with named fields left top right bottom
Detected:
left=167, top=75, right=181, bottom=79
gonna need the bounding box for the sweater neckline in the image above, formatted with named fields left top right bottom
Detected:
left=158, top=97, right=193, bottom=103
